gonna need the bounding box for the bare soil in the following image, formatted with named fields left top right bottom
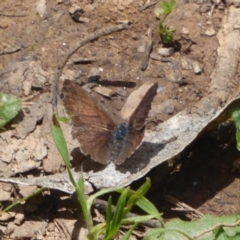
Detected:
left=0, top=0, right=239, bottom=239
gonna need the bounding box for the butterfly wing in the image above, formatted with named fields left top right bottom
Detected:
left=62, top=80, right=117, bottom=164
left=115, top=82, right=158, bottom=165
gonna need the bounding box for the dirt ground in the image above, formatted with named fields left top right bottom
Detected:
left=0, top=0, right=240, bottom=239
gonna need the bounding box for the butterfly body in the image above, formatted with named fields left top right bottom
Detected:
left=62, top=80, right=157, bottom=165
left=110, top=121, right=130, bottom=163
left=112, top=121, right=129, bottom=144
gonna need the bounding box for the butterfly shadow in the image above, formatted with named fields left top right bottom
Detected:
left=70, top=148, right=107, bottom=172
left=98, top=79, right=136, bottom=88
left=70, top=141, right=167, bottom=174
left=116, top=141, right=166, bottom=174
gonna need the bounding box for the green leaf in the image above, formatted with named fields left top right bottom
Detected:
left=51, top=115, right=70, bottom=168
left=145, top=215, right=240, bottom=240
left=121, top=223, right=138, bottom=240
left=76, top=173, right=92, bottom=230
left=136, top=197, right=162, bottom=222
left=230, top=108, right=240, bottom=150
left=125, top=178, right=151, bottom=215
left=105, top=196, right=113, bottom=237
left=51, top=115, right=93, bottom=233
left=122, top=214, right=162, bottom=225
left=87, top=188, right=126, bottom=209
left=88, top=223, right=106, bottom=237
left=1, top=187, right=46, bottom=214
left=104, top=188, right=129, bottom=240
left=0, top=92, right=21, bottom=128
left=56, top=115, right=72, bottom=123
left=161, top=0, right=176, bottom=15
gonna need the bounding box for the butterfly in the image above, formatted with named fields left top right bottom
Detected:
left=62, top=80, right=158, bottom=165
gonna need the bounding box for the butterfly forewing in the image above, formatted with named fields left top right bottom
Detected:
left=62, top=80, right=117, bottom=129
left=128, top=82, right=158, bottom=130
left=115, top=82, right=158, bottom=165
left=62, top=80, right=117, bottom=164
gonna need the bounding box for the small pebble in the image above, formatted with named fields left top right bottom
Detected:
left=93, top=86, right=115, bottom=98
left=192, top=61, right=202, bottom=74
left=137, top=45, right=145, bottom=53
left=116, top=19, right=130, bottom=24
left=78, top=17, right=90, bottom=23
left=88, top=68, right=101, bottom=83
left=181, top=27, right=189, bottom=35
left=205, top=28, right=216, bottom=37
left=181, top=57, right=193, bottom=70
left=69, top=4, right=83, bottom=15
left=233, top=24, right=240, bottom=30
left=215, top=195, right=221, bottom=200
left=157, top=47, right=174, bottom=57
left=150, top=52, right=162, bottom=61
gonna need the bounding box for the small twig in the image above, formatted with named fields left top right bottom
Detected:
left=93, top=198, right=161, bottom=228
left=141, top=28, right=153, bottom=71
left=21, top=92, right=41, bottom=102
left=54, top=219, right=71, bottom=240
left=51, top=23, right=129, bottom=113
left=140, top=1, right=158, bottom=11
left=0, top=13, right=28, bottom=17
left=164, top=195, right=204, bottom=218
left=21, top=102, right=33, bottom=109
left=194, top=220, right=240, bottom=239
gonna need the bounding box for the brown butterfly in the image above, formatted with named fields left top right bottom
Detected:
left=62, top=80, right=158, bottom=165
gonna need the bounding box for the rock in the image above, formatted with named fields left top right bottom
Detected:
left=71, top=57, right=97, bottom=64
left=15, top=149, right=31, bottom=163
left=0, top=145, right=15, bottom=163
left=11, top=160, right=41, bottom=174
left=181, top=27, right=189, bottom=35
left=150, top=52, right=162, bottom=61
left=116, top=19, right=130, bottom=24
left=93, top=86, right=115, bottom=98
left=9, top=220, right=47, bottom=239
left=42, top=144, right=63, bottom=173
left=88, top=68, right=101, bottom=83
left=78, top=16, right=90, bottom=23
left=157, top=47, right=174, bottom=57
left=69, top=4, right=85, bottom=23
left=137, top=45, right=145, bottom=53
left=149, top=100, right=175, bottom=118
left=0, top=212, right=14, bottom=222
left=14, top=205, right=24, bottom=225
left=205, top=28, right=216, bottom=37
left=199, top=4, right=211, bottom=13
left=15, top=93, right=48, bottom=139
left=192, top=61, right=202, bottom=74
left=0, top=23, right=8, bottom=29
left=0, top=183, right=12, bottom=201
left=139, top=28, right=153, bottom=71
left=22, top=79, right=32, bottom=96
left=69, top=4, right=83, bottom=15
left=47, top=222, right=55, bottom=232
left=164, top=60, right=183, bottom=83
left=36, top=0, right=49, bottom=19
left=18, top=185, right=38, bottom=198
left=116, top=88, right=128, bottom=97
left=233, top=24, right=240, bottom=30
left=181, top=57, right=193, bottom=70
left=33, top=139, right=48, bottom=161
